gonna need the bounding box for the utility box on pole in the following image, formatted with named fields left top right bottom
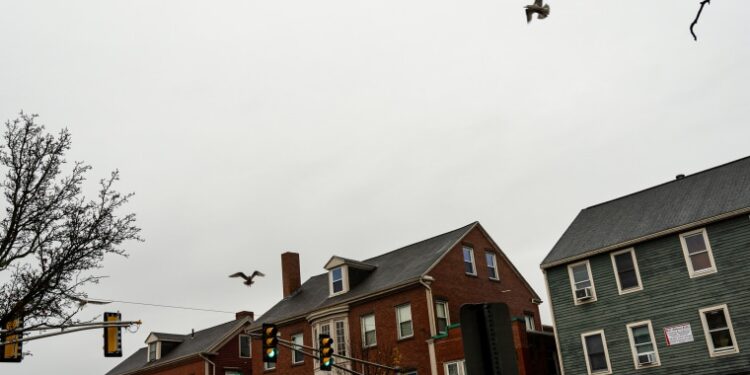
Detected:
left=460, top=303, right=519, bottom=375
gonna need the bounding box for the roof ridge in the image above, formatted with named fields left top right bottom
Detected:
left=362, top=221, right=477, bottom=263
left=584, top=155, right=750, bottom=211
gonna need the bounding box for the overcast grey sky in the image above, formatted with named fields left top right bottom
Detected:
left=1, top=0, right=749, bottom=374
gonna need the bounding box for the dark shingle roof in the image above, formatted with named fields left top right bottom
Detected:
left=252, top=222, right=478, bottom=327
left=105, top=319, right=247, bottom=375
left=541, top=156, right=750, bottom=268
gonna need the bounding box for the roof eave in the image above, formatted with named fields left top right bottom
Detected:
left=540, top=207, right=750, bottom=269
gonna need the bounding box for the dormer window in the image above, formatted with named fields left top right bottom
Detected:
left=331, top=267, right=344, bottom=294
left=148, top=342, right=157, bottom=362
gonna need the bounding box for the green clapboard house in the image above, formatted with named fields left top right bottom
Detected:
left=541, top=156, right=750, bottom=375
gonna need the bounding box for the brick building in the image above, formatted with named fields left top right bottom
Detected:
left=250, top=222, right=543, bottom=375
left=105, top=312, right=254, bottom=375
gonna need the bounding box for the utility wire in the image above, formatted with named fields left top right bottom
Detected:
left=88, top=297, right=235, bottom=314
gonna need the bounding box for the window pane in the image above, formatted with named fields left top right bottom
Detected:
left=635, top=343, right=654, bottom=354
left=632, top=326, right=651, bottom=345
left=572, top=264, right=589, bottom=283
left=332, top=267, right=342, bottom=280
left=585, top=334, right=604, bottom=355
left=365, top=331, right=376, bottom=346
left=685, top=233, right=707, bottom=254
left=614, top=253, right=635, bottom=272
left=589, top=353, right=608, bottom=371
left=400, top=321, right=413, bottom=337
left=333, top=279, right=343, bottom=293
left=447, top=363, right=459, bottom=375
left=464, top=247, right=475, bottom=274
left=336, top=321, right=346, bottom=356
left=437, top=317, right=448, bottom=333
left=690, top=252, right=712, bottom=271
left=619, top=270, right=638, bottom=289
left=711, top=330, right=734, bottom=349
left=240, top=336, right=251, bottom=357
left=705, top=310, right=728, bottom=330
left=398, top=306, right=412, bottom=322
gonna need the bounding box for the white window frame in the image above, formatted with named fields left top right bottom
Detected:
left=625, top=320, right=660, bottom=369
left=435, top=301, right=450, bottom=334
left=610, top=248, right=643, bottom=294
left=524, top=313, right=536, bottom=332
left=444, top=360, right=466, bottom=375
left=486, top=252, right=499, bottom=280
left=568, top=260, right=597, bottom=305
left=361, top=314, right=377, bottom=348
left=396, top=304, right=414, bottom=340
left=238, top=334, right=251, bottom=358
left=329, top=265, right=349, bottom=296
left=581, top=330, right=612, bottom=375
left=679, top=228, right=717, bottom=278
left=264, top=360, right=276, bottom=370
left=147, top=342, right=158, bottom=362
left=463, top=246, right=476, bottom=276
left=699, top=304, right=740, bottom=357
left=290, top=332, right=304, bottom=364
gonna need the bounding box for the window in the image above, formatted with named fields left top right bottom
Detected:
left=568, top=261, right=596, bottom=304
left=680, top=229, right=717, bottom=277
left=610, top=248, right=642, bottom=294
left=524, top=313, right=535, bottom=332
left=699, top=304, right=739, bottom=356
left=361, top=314, right=377, bottom=347
left=436, top=301, right=449, bottom=334
left=396, top=304, right=414, bottom=339
left=581, top=330, right=611, bottom=375
left=486, top=252, right=499, bottom=280
left=463, top=246, right=476, bottom=275
left=445, top=360, right=466, bottom=375
left=239, top=334, right=251, bottom=358
left=626, top=321, right=660, bottom=368
left=290, top=333, right=303, bottom=364
left=331, top=267, right=344, bottom=294
left=335, top=320, right=347, bottom=357
left=264, top=360, right=275, bottom=370
left=148, top=342, right=157, bottom=362
left=225, top=371, right=242, bottom=375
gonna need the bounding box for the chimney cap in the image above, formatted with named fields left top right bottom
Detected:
left=676, top=174, right=686, bottom=180
left=235, top=311, right=255, bottom=321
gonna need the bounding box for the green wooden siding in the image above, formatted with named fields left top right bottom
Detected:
left=547, top=215, right=750, bottom=374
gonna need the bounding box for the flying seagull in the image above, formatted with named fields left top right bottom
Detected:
left=229, top=270, right=265, bottom=286
left=525, top=0, right=550, bottom=23
left=71, top=296, right=111, bottom=307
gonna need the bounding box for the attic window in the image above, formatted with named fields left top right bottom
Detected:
left=329, top=266, right=349, bottom=296
left=148, top=342, right=157, bottom=362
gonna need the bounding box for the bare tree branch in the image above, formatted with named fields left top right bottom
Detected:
left=691, top=0, right=711, bottom=41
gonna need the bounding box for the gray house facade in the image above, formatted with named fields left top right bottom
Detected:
left=541, top=156, right=750, bottom=375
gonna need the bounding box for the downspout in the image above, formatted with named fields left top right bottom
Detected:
left=420, top=275, right=438, bottom=375
left=199, top=353, right=216, bottom=375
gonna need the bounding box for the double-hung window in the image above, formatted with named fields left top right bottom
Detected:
left=611, top=248, right=642, bottom=294
left=699, top=304, right=739, bottom=356
left=486, top=252, right=499, bottom=280
left=239, top=334, right=251, bottom=358
left=463, top=246, right=476, bottom=275
left=436, top=301, right=449, bottom=334
left=626, top=321, right=660, bottom=368
left=581, top=330, right=611, bottom=375
left=291, top=333, right=304, bottom=364
left=331, top=267, right=345, bottom=294
left=445, top=360, right=467, bottom=375
left=568, top=260, right=596, bottom=304
left=148, top=342, right=157, bottom=362
left=396, top=304, right=413, bottom=339
left=361, top=314, right=377, bottom=347
left=680, top=228, right=717, bottom=277
left=524, top=313, right=536, bottom=332
left=335, top=320, right=347, bottom=357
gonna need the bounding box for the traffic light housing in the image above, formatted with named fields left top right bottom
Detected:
left=0, top=317, right=23, bottom=362
left=319, top=334, right=334, bottom=371
left=262, top=323, right=278, bottom=362
left=103, top=312, right=123, bottom=357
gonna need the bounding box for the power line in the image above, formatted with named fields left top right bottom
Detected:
left=88, top=298, right=235, bottom=314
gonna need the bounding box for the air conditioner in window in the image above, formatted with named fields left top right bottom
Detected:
left=575, top=287, right=593, bottom=301
left=638, top=353, right=656, bottom=365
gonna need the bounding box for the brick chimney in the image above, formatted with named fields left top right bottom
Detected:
left=236, top=311, right=254, bottom=321
left=281, top=252, right=301, bottom=298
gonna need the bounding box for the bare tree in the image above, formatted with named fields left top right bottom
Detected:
left=0, top=112, right=141, bottom=332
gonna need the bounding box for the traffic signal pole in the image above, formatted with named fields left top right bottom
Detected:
left=0, top=320, right=140, bottom=346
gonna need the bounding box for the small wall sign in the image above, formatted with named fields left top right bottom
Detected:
left=664, top=323, right=694, bottom=346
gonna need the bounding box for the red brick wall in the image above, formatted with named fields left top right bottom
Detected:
left=214, top=331, right=254, bottom=375
left=433, top=326, right=464, bottom=375
left=134, top=358, right=205, bottom=375
left=429, top=227, right=541, bottom=332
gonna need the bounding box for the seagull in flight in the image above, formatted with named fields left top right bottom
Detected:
left=525, top=0, right=550, bottom=23
left=229, top=270, right=265, bottom=286
left=71, top=296, right=112, bottom=307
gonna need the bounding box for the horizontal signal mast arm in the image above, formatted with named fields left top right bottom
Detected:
left=0, top=321, right=141, bottom=345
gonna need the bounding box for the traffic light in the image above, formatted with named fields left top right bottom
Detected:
left=319, top=334, right=334, bottom=371
left=262, top=323, right=278, bottom=362
left=0, top=317, right=23, bottom=362
left=103, top=312, right=123, bottom=357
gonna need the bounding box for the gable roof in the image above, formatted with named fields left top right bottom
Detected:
left=105, top=318, right=250, bottom=375
left=253, top=221, right=540, bottom=328
left=541, top=156, right=750, bottom=268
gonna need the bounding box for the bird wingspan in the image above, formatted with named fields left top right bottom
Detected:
left=252, top=270, right=266, bottom=278
left=229, top=272, right=248, bottom=279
